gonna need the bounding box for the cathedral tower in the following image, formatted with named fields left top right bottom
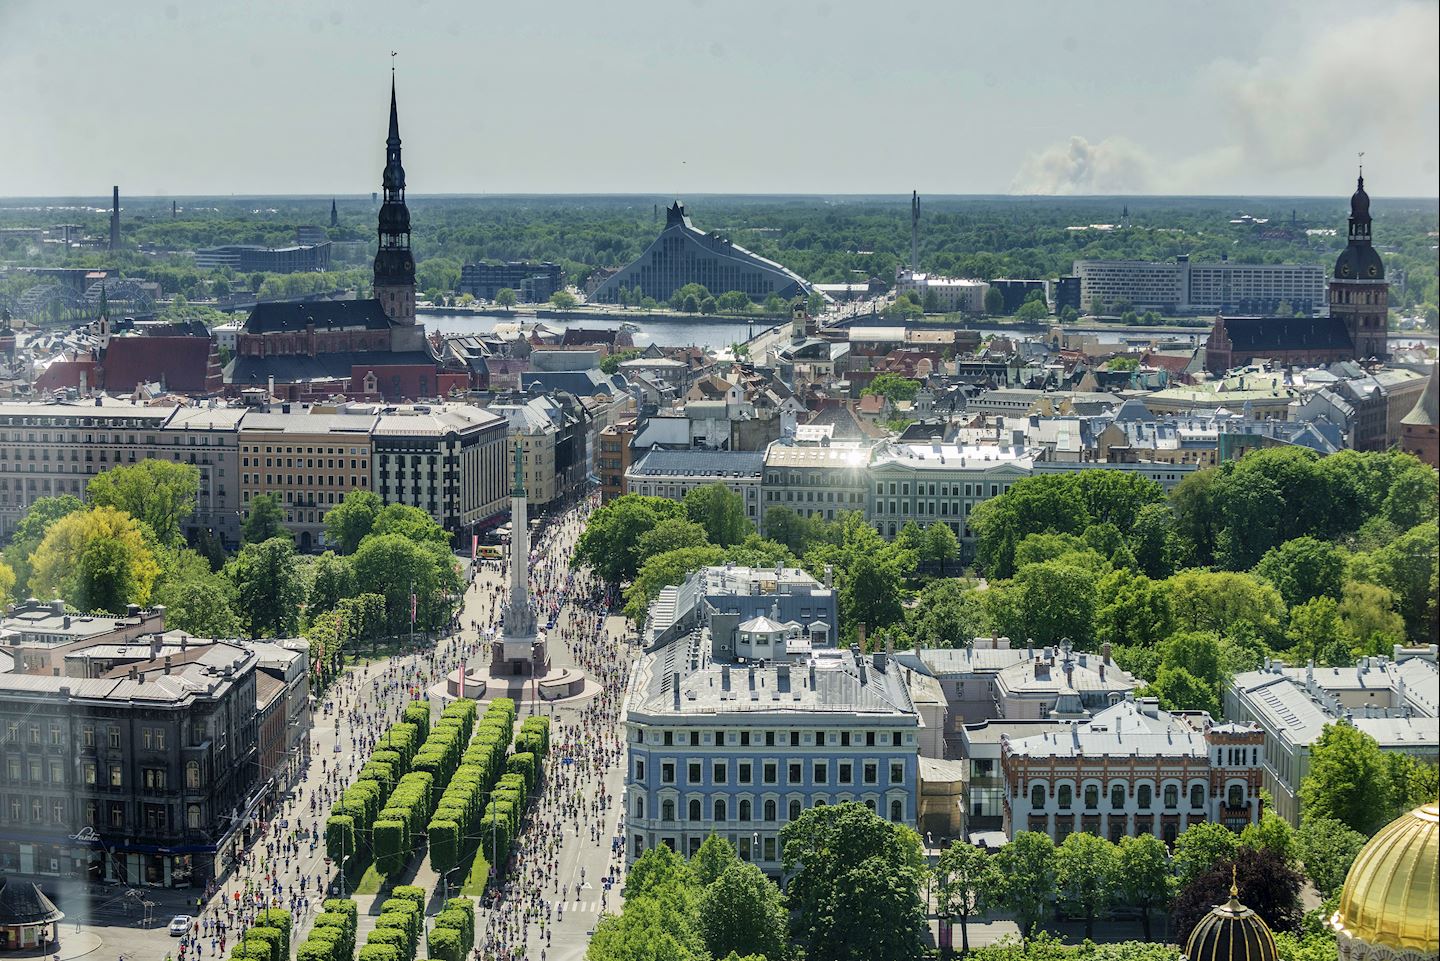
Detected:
left=1329, top=171, right=1388, bottom=361
left=374, top=75, right=419, bottom=344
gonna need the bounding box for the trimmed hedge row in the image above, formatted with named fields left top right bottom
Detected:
left=223, top=910, right=290, bottom=961
left=427, top=698, right=517, bottom=876
left=325, top=701, right=430, bottom=863
left=295, top=900, right=357, bottom=961
left=360, top=887, right=425, bottom=961
left=373, top=698, right=478, bottom=877
left=424, top=896, right=476, bottom=961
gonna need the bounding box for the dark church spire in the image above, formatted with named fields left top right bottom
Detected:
left=374, top=65, right=416, bottom=323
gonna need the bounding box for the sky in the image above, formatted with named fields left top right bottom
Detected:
left=1, top=0, right=1436, bottom=198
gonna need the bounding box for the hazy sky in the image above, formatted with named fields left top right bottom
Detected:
left=2, top=0, right=1436, bottom=198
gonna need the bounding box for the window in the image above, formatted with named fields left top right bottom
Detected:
left=661, top=799, right=676, bottom=822
left=661, top=763, right=675, bottom=784
left=863, top=762, right=878, bottom=785
left=1163, top=785, right=1179, bottom=809
left=688, top=799, right=701, bottom=822
left=839, top=762, right=853, bottom=785
left=1110, top=784, right=1125, bottom=809
left=187, top=805, right=201, bottom=830
left=186, top=761, right=201, bottom=789
left=712, top=762, right=727, bottom=784
left=739, top=762, right=752, bottom=784
left=1084, top=785, right=1099, bottom=810
left=108, top=728, right=121, bottom=749
left=788, top=763, right=802, bottom=784
left=890, top=799, right=903, bottom=821
left=739, top=799, right=752, bottom=821
left=764, top=799, right=777, bottom=822
left=1057, top=785, right=1072, bottom=810
left=1190, top=784, right=1205, bottom=810
left=814, top=761, right=828, bottom=784
left=763, top=762, right=777, bottom=785
left=1227, top=785, right=1245, bottom=808
left=110, top=765, right=123, bottom=787
left=713, top=799, right=727, bottom=822
left=634, top=759, right=645, bottom=781
left=890, top=761, right=904, bottom=785
left=688, top=762, right=701, bottom=784
left=1137, top=785, right=1152, bottom=809
left=634, top=796, right=645, bottom=818
left=1031, top=784, right=1046, bottom=809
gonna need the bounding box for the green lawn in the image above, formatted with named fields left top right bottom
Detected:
left=459, top=846, right=491, bottom=896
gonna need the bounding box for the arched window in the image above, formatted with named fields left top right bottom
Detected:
left=764, top=799, right=777, bottom=822
left=688, top=799, right=701, bottom=822
left=661, top=799, right=676, bottom=822
left=1163, top=785, right=1179, bottom=809
left=739, top=799, right=752, bottom=821
left=890, top=799, right=903, bottom=821
left=865, top=798, right=876, bottom=812
left=1057, top=785, right=1072, bottom=810
left=1227, top=785, right=1245, bottom=808
left=1084, top=785, right=1099, bottom=810
left=186, top=761, right=201, bottom=789
left=1031, top=784, right=1046, bottom=809
left=634, top=796, right=645, bottom=819
left=788, top=799, right=801, bottom=821
left=187, top=805, right=201, bottom=830
left=714, top=799, right=727, bottom=822
left=1137, top=785, right=1152, bottom=809
left=1110, top=784, right=1125, bottom=810
left=1190, top=785, right=1205, bottom=810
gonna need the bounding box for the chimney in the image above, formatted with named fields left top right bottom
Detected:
left=857, top=622, right=867, bottom=651
left=62, top=615, right=70, bottom=629
left=823, top=564, right=833, bottom=590
left=164, top=655, right=173, bottom=675
left=110, top=186, right=120, bottom=251
left=1102, top=641, right=1112, bottom=664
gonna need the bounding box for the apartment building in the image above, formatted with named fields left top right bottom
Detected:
left=624, top=449, right=765, bottom=524
left=238, top=407, right=375, bottom=552
left=867, top=441, right=1034, bottom=543
left=1075, top=256, right=1325, bottom=315
left=761, top=442, right=872, bottom=529
left=372, top=404, right=509, bottom=535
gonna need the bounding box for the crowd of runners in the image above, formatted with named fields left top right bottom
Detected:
left=164, top=489, right=631, bottom=961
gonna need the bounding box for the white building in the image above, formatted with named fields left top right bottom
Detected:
left=1001, top=696, right=1264, bottom=845
left=867, top=441, right=1035, bottom=541
left=1225, top=650, right=1440, bottom=824
left=896, top=271, right=990, bottom=313
left=1074, top=256, right=1327, bottom=315
left=624, top=449, right=765, bottom=525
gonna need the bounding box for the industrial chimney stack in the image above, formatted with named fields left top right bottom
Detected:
left=910, top=190, right=920, bottom=275
left=110, top=186, right=120, bottom=250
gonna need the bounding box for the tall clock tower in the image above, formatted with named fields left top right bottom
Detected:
left=374, top=76, right=422, bottom=350
left=1329, top=171, right=1388, bottom=361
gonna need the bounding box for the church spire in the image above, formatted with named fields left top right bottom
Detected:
left=387, top=72, right=401, bottom=147
left=373, top=66, right=416, bottom=325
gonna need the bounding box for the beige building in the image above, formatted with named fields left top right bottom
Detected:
left=238, top=407, right=375, bottom=552
left=371, top=404, right=509, bottom=536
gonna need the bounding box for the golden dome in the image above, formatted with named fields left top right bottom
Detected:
left=1331, top=802, right=1439, bottom=954
left=1184, top=876, right=1278, bottom=961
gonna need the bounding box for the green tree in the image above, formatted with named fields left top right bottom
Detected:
left=1336, top=581, right=1407, bottom=655
left=152, top=554, right=241, bottom=636
left=920, top=521, right=959, bottom=573
left=984, top=286, right=1005, bottom=315
left=1173, top=821, right=1240, bottom=887
left=699, top=862, right=790, bottom=961
left=1239, top=808, right=1297, bottom=864
left=371, top=503, right=450, bottom=546
left=308, top=551, right=355, bottom=620
left=1296, top=817, right=1368, bottom=897
left=243, top=493, right=291, bottom=545
left=716, top=290, right=751, bottom=313
left=1011, top=560, right=1098, bottom=645
left=906, top=579, right=989, bottom=647
left=763, top=507, right=835, bottom=557
left=1015, top=299, right=1049, bottom=322
left=1285, top=596, right=1353, bottom=666
left=1, top=494, right=84, bottom=594
left=227, top=537, right=304, bottom=637
left=323, top=490, right=382, bottom=554
left=0, top=560, right=13, bottom=607
left=683, top=483, right=753, bottom=547
left=1095, top=571, right=1173, bottom=647
left=1055, top=832, right=1118, bottom=939
left=29, top=506, right=160, bottom=613
left=495, top=287, right=517, bottom=309
left=700, top=295, right=717, bottom=314
left=636, top=518, right=711, bottom=562
left=1128, top=502, right=1177, bottom=578
left=781, top=803, right=926, bottom=961
left=575, top=494, right=687, bottom=584
left=1166, top=569, right=1285, bottom=645
left=1148, top=664, right=1220, bottom=717
left=691, top=834, right=740, bottom=887
left=549, top=290, right=578, bottom=310
left=1117, top=833, right=1174, bottom=942
left=933, top=842, right=999, bottom=957
left=1255, top=536, right=1346, bottom=607
left=1300, top=724, right=1395, bottom=835
left=86, top=460, right=199, bottom=547
left=971, top=475, right=1090, bottom=578
left=994, top=831, right=1056, bottom=943
left=351, top=534, right=461, bottom=634
left=862, top=372, right=920, bottom=403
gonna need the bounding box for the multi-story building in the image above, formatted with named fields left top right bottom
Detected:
left=371, top=404, right=509, bottom=536
left=598, top=418, right=637, bottom=503
left=238, top=406, right=375, bottom=552
left=867, top=441, right=1034, bottom=543
left=624, top=623, right=918, bottom=871
left=761, top=441, right=872, bottom=529
left=0, top=399, right=238, bottom=542
left=1075, top=255, right=1325, bottom=315
left=0, top=600, right=167, bottom=676
left=486, top=394, right=584, bottom=511
left=1001, top=696, right=1265, bottom=844
left=194, top=242, right=331, bottom=273
left=895, top=272, right=990, bottom=313
left=459, top=261, right=564, bottom=302
left=624, top=449, right=764, bottom=525
left=640, top=563, right=837, bottom=653
left=1225, top=651, right=1439, bottom=824
left=0, top=642, right=263, bottom=888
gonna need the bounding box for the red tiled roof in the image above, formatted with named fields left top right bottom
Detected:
left=101, top=336, right=220, bottom=394
left=33, top=355, right=98, bottom=393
